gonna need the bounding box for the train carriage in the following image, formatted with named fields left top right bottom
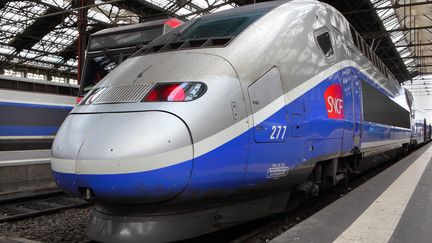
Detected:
left=51, top=1, right=416, bottom=242
left=426, top=123, right=432, bottom=141
left=0, top=75, right=77, bottom=150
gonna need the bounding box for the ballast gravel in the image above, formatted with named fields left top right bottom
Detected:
left=0, top=206, right=93, bottom=243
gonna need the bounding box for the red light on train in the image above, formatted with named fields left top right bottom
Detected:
left=143, top=82, right=206, bottom=102
left=164, top=18, right=183, bottom=28
left=76, top=96, right=83, bottom=104
left=144, top=83, right=185, bottom=102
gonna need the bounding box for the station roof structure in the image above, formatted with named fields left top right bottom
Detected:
left=322, top=0, right=432, bottom=97
left=0, top=0, right=431, bottom=95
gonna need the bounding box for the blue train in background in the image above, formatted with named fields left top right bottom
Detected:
left=0, top=75, right=77, bottom=150
left=411, top=108, right=431, bottom=146
left=50, top=0, right=431, bottom=242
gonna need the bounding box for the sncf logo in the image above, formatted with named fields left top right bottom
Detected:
left=324, top=84, right=344, bottom=119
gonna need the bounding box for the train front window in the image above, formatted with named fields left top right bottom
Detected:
left=316, top=32, right=334, bottom=58
left=89, top=27, right=163, bottom=51
left=179, top=10, right=268, bottom=40
left=80, top=55, right=118, bottom=94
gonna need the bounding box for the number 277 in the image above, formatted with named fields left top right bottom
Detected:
left=270, top=125, right=287, bottom=140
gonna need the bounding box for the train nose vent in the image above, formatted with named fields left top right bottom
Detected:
left=92, top=84, right=154, bottom=104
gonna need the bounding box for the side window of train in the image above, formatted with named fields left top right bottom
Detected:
left=314, top=28, right=335, bottom=61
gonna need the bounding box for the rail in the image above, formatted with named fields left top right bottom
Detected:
left=0, top=191, right=91, bottom=222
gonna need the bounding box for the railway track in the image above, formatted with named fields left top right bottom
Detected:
left=0, top=191, right=91, bottom=223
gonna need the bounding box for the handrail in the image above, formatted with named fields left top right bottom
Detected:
left=349, top=25, right=400, bottom=87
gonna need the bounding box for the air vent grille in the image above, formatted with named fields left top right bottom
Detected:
left=93, top=84, right=154, bottom=104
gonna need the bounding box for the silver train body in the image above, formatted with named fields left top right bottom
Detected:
left=51, top=1, right=419, bottom=242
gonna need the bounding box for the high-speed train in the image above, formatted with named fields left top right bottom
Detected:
left=51, top=0, right=426, bottom=242
left=0, top=75, right=77, bottom=150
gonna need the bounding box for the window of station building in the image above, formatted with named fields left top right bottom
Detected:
left=27, top=72, right=45, bottom=80
left=4, top=69, right=24, bottom=78
left=315, top=30, right=334, bottom=59
left=52, top=76, right=66, bottom=83
left=362, top=81, right=410, bottom=128
left=69, top=78, right=78, bottom=85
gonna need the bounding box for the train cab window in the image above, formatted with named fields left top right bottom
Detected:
left=315, top=31, right=334, bottom=59
left=80, top=56, right=114, bottom=95
left=179, top=9, right=269, bottom=40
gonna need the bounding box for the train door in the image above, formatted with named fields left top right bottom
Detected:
left=245, top=67, right=290, bottom=183
left=341, top=69, right=361, bottom=154
left=249, top=67, right=288, bottom=143
left=352, top=74, right=362, bottom=149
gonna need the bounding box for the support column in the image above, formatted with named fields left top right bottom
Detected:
left=76, top=0, right=89, bottom=85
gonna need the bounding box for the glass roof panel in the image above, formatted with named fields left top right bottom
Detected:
left=191, top=0, right=208, bottom=9
left=32, top=15, right=78, bottom=54
left=88, top=1, right=140, bottom=25
left=146, top=0, right=172, bottom=9
left=176, top=8, right=193, bottom=16
left=0, top=1, right=48, bottom=44
left=144, top=0, right=235, bottom=19
left=88, top=9, right=111, bottom=23
left=0, top=45, right=16, bottom=56
left=371, top=0, right=417, bottom=75
left=41, top=0, right=68, bottom=8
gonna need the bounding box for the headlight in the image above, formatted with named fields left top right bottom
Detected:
left=82, top=87, right=107, bottom=105
left=142, top=82, right=206, bottom=102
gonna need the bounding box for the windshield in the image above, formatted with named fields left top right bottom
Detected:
left=141, top=9, right=271, bottom=52
left=179, top=10, right=268, bottom=40
left=80, top=54, right=118, bottom=93
left=89, top=26, right=163, bottom=51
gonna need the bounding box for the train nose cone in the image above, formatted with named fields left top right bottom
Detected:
left=51, top=111, right=193, bottom=203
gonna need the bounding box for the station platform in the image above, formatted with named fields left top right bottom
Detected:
left=0, top=150, right=56, bottom=197
left=271, top=143, right=432, bottom=243
left=0, top=150, right=50, bottom=166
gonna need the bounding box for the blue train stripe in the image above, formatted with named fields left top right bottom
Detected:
left=0, top=125, right=60, bottom=136
left=52, top=158, right=193, bottom=202
left=0, top=101, right=73, bottom=110
left=0, top=102, right=72, bottom=128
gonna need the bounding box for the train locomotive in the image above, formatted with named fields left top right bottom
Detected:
left=51, top=0, right=427, bottom=242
